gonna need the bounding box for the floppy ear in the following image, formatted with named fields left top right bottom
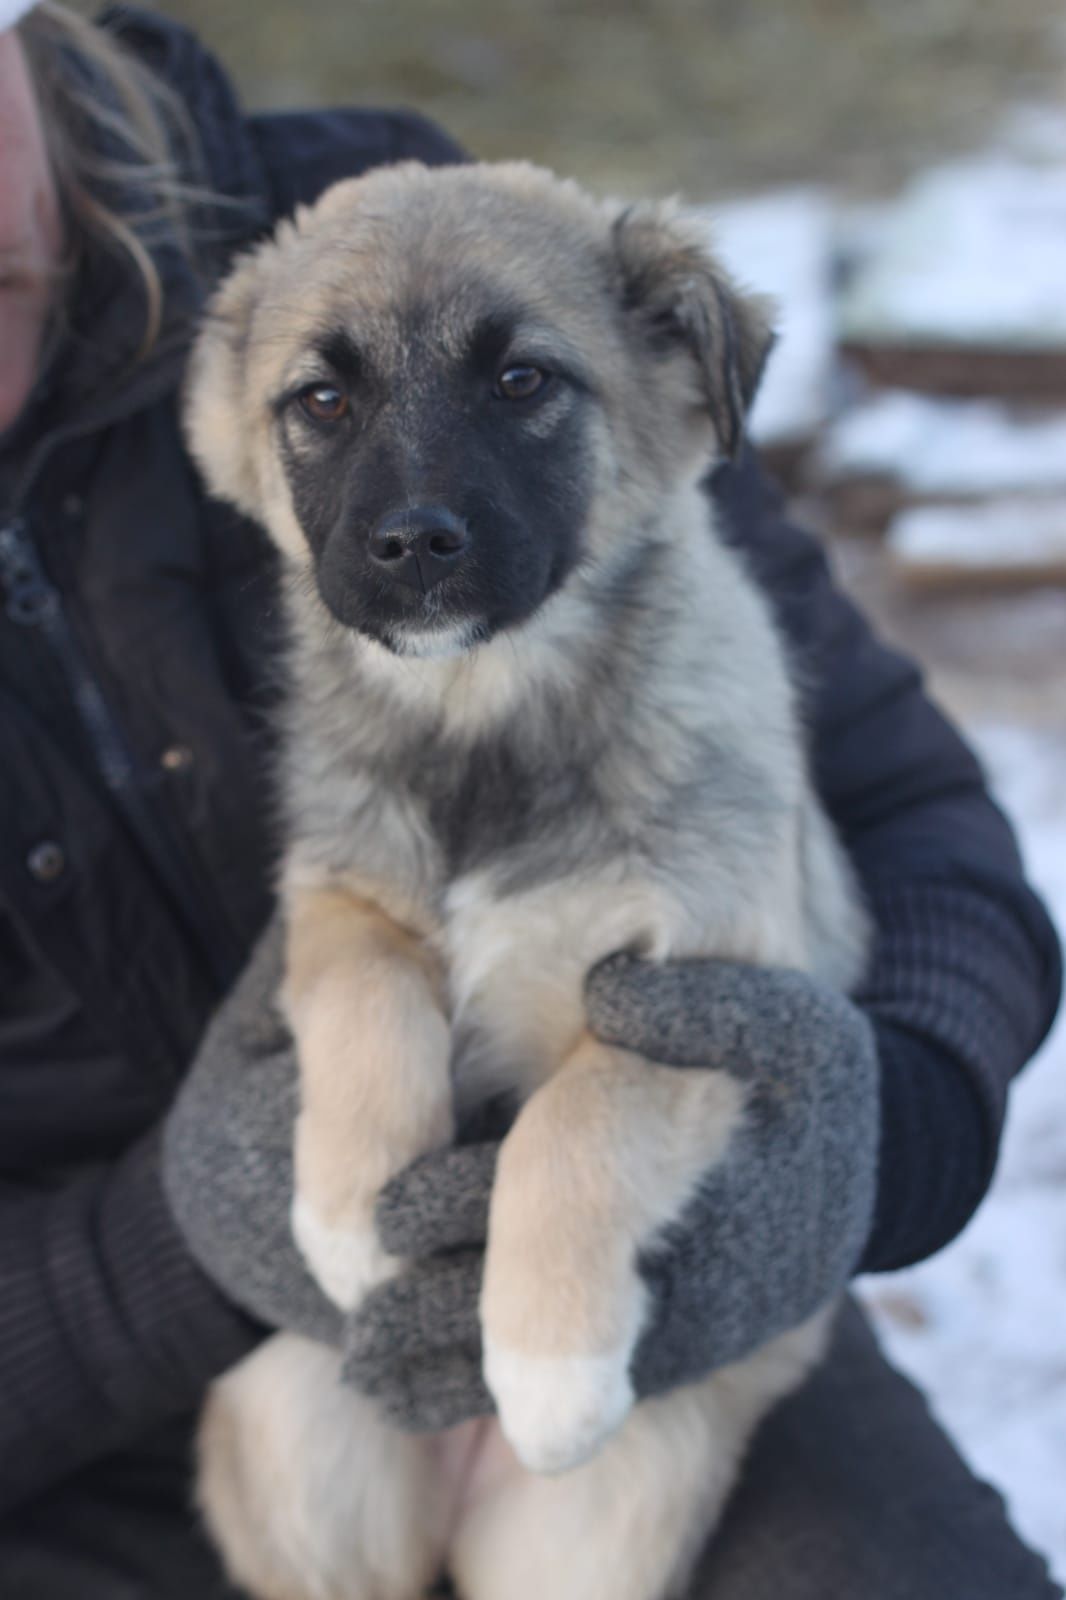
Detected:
left=182, top=245, right=268, bottom=518
left=612, top=203, right=775, bottom=461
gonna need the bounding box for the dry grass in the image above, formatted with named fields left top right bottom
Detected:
left=141, top=0, right=1066, bottom=197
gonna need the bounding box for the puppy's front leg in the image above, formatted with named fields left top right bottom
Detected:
left=284, top=884, right=453, bottom=1310
left=481, top=1035, right=744, bottom=1474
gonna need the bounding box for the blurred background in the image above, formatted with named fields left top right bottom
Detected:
left=148, top=0, right=1063, bottom=196
left=148, top=0, right=1066, bottom=1578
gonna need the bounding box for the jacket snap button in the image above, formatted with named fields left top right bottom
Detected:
left=27, top=841, right=66, bottom=883
left=62, top=493, right=84, bottom=519
left=160, top=744, right=193, bottom=772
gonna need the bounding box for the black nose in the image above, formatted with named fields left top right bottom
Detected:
left=367, top=506, right=468, bottom=593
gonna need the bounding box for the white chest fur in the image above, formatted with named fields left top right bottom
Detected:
left=439, top=831, right=810, bottom=1114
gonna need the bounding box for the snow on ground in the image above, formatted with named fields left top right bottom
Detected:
left=859, top=723, right=1066, bottom=1583
left=888, top=499, right=1066, bottom=583
left=838, top=153, right=1066, bottom=350
left=991, top=102, right=1066, bottom=174
left=820, top=392, right=1066, bottom=498
left=835, top=107, right=1066, bottom=1575
left=703, top=108, right=1066, bottom=1579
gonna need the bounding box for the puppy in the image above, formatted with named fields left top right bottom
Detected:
left=184, top=160, right=868, bottom=1600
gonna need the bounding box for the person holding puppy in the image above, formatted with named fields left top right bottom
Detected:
left=0, top=4, right=1061, bottom=1598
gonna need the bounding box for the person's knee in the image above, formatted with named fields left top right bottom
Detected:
left=687, top=1302, right=1062, bottom=1600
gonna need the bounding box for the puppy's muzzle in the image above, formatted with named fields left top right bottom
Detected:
left=368, top=506, right=469, bottom=594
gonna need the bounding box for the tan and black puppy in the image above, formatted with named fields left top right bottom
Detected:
left=184, top=161, right=867, bottom=1600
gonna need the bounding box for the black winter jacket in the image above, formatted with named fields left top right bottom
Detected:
left=0, top=7, right=1060, bottom=1515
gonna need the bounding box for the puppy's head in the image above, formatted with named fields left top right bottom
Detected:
left=185, top=162, right=772, bottom=658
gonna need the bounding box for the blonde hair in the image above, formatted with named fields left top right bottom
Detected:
left=19, top=2, right=220, bottom=359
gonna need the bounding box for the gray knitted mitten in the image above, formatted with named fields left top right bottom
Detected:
left=162, top=918, right=344, bottom=1349
left=346, top=955, right=880, bottom=1429
left=164, top=924, right=879, bottom=1432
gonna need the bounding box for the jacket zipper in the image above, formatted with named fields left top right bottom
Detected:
left=0, top=517, right=134, bottom=793
left=0, top=514, right=240, bottom=990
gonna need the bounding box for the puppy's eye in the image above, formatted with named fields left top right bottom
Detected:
left=494, top=365, right=547, bottom=401
left=298, top=384, right=349, bottom=423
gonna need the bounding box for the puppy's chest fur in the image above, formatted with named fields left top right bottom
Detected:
left=400, top=719, right=612, bottom=886
left=279, top=524, right=855, bottom=1109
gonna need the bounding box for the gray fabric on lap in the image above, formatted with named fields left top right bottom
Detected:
left=2, top=1304, right=1058, bottom=1600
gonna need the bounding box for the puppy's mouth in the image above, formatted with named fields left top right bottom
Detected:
left=369, top=574, right=493, bottom=658
left=323, top=577, right=491, bottom=658
left=381, top=616, right=492, bottom=659
left=314, top=538, right=565, bottom=660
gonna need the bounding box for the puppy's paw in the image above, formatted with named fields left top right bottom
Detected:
left=291, top=1193, right=397, bottom=1310
left=483, top=1340, right=635, bottom=1475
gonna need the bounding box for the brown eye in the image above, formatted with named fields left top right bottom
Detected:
left=494, top=365, right=547, bottom=401
left=299, top=384, right=349, bottom=423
